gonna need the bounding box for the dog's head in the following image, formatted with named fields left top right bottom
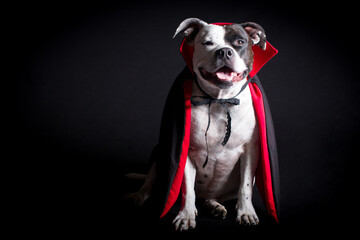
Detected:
left=174, top=18, right=267, bottom=98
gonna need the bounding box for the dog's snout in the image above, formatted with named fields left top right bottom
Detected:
left=218, top=48, right=234, bottom=60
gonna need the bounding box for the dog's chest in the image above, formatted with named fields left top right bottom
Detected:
left=188, top=85, right=258, bottom=199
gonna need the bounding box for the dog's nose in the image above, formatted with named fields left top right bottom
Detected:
left=218, top=48, right=234, bottom=60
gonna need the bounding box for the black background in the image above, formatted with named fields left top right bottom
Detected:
left=11, top=0, right=359, bottom=237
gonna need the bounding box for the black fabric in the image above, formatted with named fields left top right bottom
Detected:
left=147, top=67, right=192, bottom=217
left=250, top=75, right=281, bottom=219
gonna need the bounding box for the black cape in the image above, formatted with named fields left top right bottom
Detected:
left=149, top=22, right=280, bottom=222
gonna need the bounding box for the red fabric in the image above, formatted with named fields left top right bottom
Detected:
left=249, top=83, right=278, bottom=222
left=160, top=78, right=193, bottom=218
left=179, top=38, right=194, bottom=73
left=249, top=41, right=278, bottom=77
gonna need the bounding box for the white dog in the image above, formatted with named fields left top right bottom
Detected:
left=126, top=18, right=279, bottom=231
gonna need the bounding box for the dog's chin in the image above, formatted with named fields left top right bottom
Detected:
left=198, top=67, right=246, bottom=89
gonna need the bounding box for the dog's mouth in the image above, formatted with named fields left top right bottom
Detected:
left=199, top=67, right=246, bottom=88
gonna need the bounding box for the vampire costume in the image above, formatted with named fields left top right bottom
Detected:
left=148, top=22, right=280, bottom=223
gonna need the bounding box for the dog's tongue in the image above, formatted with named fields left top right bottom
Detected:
left=215, top=68, right=237, bottom=81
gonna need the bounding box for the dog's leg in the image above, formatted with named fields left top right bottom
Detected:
left=173, top=157, right=197, bottom=231
left=235, top=142, right=260, bottom=226
left=125, top=163, right=156, bottom=206
left=203, top=199, right=227, bottom=219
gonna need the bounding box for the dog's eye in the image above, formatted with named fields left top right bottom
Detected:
left=202, top=40, right=214, bottom=46
left=234, top=39, right=245, bottom=46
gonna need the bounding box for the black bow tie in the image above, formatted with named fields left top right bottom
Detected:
left=191, top=96, right=240, bottom=106
left=190, top=76, right=252, bottom=168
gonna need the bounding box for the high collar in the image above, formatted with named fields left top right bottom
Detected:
left=179, top=22, right=278, bottom=78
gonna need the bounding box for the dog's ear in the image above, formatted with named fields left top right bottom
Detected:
left=241, top=22, right=267, bottom=50
left=173, top=18, right=207, bottom=44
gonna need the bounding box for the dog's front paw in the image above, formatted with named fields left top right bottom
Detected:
left=173, top=208, right=198, bottom=232
left=235, top=202, right=259, bottom=226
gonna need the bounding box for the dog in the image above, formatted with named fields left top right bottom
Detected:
left=126, top=18, right=277, bottom=231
